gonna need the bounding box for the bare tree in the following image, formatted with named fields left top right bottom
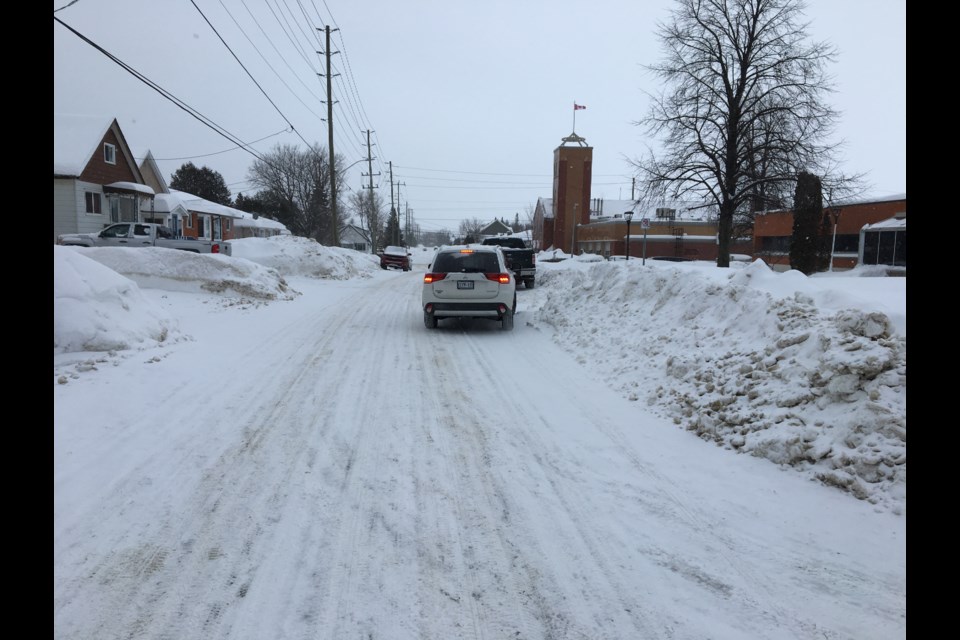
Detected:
left=632, top=0, right=860, bottom=267
left=457, top=217, right=485, bottom=243
left=347, top=187, right=386, bottom=253
left=247, top=144, right=349, bottom=244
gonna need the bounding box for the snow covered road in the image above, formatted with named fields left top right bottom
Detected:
left=54, top=268, right=906, bottom=640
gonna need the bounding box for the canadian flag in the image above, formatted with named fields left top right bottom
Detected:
left=574, top=103, right=586, bottom=110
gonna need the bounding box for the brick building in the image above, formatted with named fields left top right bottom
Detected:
left=753, top=194, right=907, bottom=270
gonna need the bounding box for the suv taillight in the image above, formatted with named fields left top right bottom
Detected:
left=424, top=273, right=446, bottom=284
left=484, top=273, right=511, bottom=284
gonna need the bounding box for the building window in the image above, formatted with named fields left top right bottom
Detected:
left=186, top=214, right=193, bottom=229
left=108, top=195, right=138, bottom=223
left=862, top=230, right=906, bottom=267
left=759, top=236, right=791, bottom=253
left=225, top=219, right=232, bottom=231
left=833, top=234, right=860, bottom=253
left=84, top=192, right=102, bottom=214
left=104, top=143, right=116, bottom=165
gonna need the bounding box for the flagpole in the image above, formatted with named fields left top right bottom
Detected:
left=572, top=102, right=576, bottom=132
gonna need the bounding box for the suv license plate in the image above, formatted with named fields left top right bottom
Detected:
left=457, top=280, right=474, bottom=290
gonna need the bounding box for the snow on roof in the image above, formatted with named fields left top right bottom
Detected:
left=234, top=215, right=287, bottom=230
left=538, top=197, right=554, bottom=219
left=863, top=216, right=907, bottom=231
left=152, top=192, right=189, bottom=214
left=104, top=181, right=155, bottom=196
left=169, top=189, right=242, bottom=219
left=164, top=189, right=287, bottom=229
left=834, top=193, right=907, bottom=207
left=54, top=114, right=112, bottom=177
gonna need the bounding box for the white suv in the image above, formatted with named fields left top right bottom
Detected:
left=422, top=245, right=517, bottom=330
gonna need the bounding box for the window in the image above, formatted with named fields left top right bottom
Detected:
left=759, top=236, right=790, bottom=253
left=133, top=224, right=151, bottom=236
left=108, top=195, right=138, bottom=223
left=833, top=234, right=860, bottom=253
left=101, top=224, right=130, bottom=238
left=84, top=192, right=102, bottom=214
left=225, top=219, right=232, bottom=232
left=186, top=214, right=193, bottom=229
left=213, top=217, right=222, bottom=241
left=103, top=143, right=116, bottom=165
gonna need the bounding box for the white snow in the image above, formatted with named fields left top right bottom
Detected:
left=54, top=237, right=906, bottom=639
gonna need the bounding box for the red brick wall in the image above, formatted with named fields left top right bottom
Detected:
left=753, top=197, right=906, bottom=268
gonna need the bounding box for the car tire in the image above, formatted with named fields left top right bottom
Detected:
left=424, top=310, right=437, bottom=329
left=501, top=304, right=514, bottom=331
left=525, top=278, right=535, bottom=289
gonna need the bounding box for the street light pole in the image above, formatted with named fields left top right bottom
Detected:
left=828, top=207, right=841, bottom=272
left=624, top=211, right=633, bottom=260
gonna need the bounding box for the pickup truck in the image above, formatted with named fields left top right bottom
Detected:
left=56, top=222, right=228, bottom=254
left=481, top=236, right=536, bottom=288
left=379, top=245, right=411, bottom=271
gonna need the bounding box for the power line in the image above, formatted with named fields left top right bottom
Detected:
left=54, top=16, right=267, bottom=164
left=189, top=0, right=311, bottom=147
left=144, top=128, right=289, bottom=161
left=228, top=0, right=327, bottom=113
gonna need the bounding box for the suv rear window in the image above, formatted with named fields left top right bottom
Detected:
left=433, top=251, right=500, bottom=274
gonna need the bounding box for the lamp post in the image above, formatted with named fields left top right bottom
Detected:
left=828, top=206, right=841, bottom=272
left=624, top=211, right=633, bottom=260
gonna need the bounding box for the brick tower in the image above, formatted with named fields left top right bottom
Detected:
left=552, top=132, right=593, bottom=254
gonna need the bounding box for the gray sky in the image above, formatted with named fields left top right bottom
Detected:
left=53, top=0, right=906, bottom=234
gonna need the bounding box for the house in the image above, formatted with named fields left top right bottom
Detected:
left=138, top=150, right=287, bottom=239
left=480, top=219, right=514, bottom=237
left=54, top=114, right=156, bottom=243
left=753, top=193, right=907, bottom=271
left=340, top=224, right=372, bottom=253
left=233, top=213, right=289, bottom=238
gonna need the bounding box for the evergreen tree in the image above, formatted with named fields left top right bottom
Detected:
left=169, top=162, right=232, bottom=205
left=789, top=171, right=825, bottom=275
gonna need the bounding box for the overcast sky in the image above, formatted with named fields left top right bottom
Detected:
left=53, top=0, right=906, bottom=234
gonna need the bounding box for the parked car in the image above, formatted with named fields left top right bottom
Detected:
left=422, top=245, right=516, bottom=330
left=56, top=222, right=228, bottom=254
left=380, top=246, right=411, bottom=271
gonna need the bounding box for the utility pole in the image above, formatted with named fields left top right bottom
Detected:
left=319, top=25, right=340, bottom=246
left=395, top=182, right=406, bottom=245
left=388, top=161, right=395, bottom=216
left=361, top=130, right=380, bottom=253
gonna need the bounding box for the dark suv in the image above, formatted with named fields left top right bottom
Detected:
left=380, top=246, right=411, bottom=271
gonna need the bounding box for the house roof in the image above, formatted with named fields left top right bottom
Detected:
left=53, top=114, right=113, bottom=177
left=163, top=189, right=288, bottom=230
left=169, top=189, right=243, bottom=219
left=537, top=197, right=554, bottom=219
left=481, top=219, right=513, bottom=234
left=863, top=216, right=907, bottom=231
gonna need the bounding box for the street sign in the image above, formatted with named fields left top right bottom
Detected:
left=640, top=218, right=650, bottom=229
